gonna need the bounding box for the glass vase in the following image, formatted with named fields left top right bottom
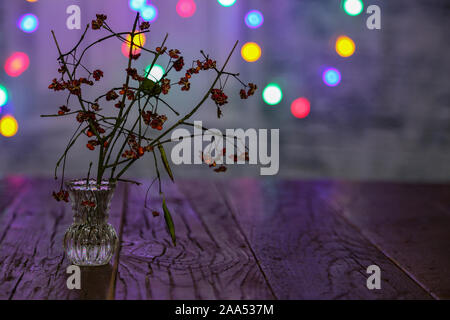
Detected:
left=63, top=179, right=118, bottom=266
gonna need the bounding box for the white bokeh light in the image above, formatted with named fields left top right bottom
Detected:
left=145, top=64, right=165, bottom=82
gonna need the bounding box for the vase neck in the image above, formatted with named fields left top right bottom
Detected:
left=67, top=185, right=115, bottom=225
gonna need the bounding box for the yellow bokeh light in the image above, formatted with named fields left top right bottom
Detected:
left=241, top=42, right=262, bottom=62
left=126, top=33, right=146, bottom=49
left=336, top=36, right=356, bottom=58
left=0, top=115, right=19, bottom=137
left=26, top=0, right=38, bottom=2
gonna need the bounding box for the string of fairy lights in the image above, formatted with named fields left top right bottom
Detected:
left=0, top=0, right=364, bottom=138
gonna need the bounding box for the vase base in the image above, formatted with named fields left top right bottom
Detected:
left=64, top=223, right=118, bottom=267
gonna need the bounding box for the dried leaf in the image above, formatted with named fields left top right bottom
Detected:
left=158, top=144, right=174, bottom=182
left=162, top=196, right=176, bottom=246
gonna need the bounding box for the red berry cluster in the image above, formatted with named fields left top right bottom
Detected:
left=126, top=67, right=145, bottom=82
left=52, top=190, right=69, bottom=202
left=92, top=14, right=107, bottom=30
left=140, top=22, right=150, bottom=30
left=121, top=134, right=152, bottom=160
left=49, top=77, right=94, bottom=96
left=239, top=83, right=257, bottom=99
left=105, top=89, right=119, bottom=101
left=142, top=111, right=167, bottom=130
left=58, top=105, right=71, bottom=115
left=81, top=200, right=96, bottom=207
left=119, top=84, right=135, bottom=100
left=211, top=89, right=228, bottom=106
left=177, top=58, right=217, bottom=92
left=93, top=69, right=104, bottom=81
left=161, top=79, right=171, bottom=94
left=76, top=111, right=96, bottom=123
left=173, top=57, right=185, bottom=72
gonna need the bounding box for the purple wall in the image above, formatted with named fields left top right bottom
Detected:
left=0, top=0, right=449, bottom=181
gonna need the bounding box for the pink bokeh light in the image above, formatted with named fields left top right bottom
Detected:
left=176, top=0, right=197, bottom=18
left=4, top=52, right=30, bottom=77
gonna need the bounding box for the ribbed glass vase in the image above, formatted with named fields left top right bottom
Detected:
left=64, top=179, right=118, bottom=266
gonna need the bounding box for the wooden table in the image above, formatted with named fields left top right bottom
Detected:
left=0, top=177, right=449, bottom=300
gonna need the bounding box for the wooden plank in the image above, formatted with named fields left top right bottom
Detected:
left=323, top=181, right=450, bottom=299
left=115, top=180, right=275, bottom=299
left=220, top=179, right=432, bottom=299
left=0, top=179, right=124, bottom=299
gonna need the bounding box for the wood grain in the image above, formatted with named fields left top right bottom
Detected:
left=220, top=179, right=433, bottom=299
left=1, top=178, right=448, bottom=300
left=323, top=181, right=450, bottom=299
left=115, top=180, right=275, bottom=299
left=0, top=176, right=27, bottom=216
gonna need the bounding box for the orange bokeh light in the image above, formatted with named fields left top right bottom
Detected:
left=121, top=33, right=146, bottom=57
left=335, top=36, right=356, bottom=58
left=241, top=42, right=262, bottom=62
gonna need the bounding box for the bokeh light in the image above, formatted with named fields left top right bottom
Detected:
left=323, top=68, right=341, bottom=87
left=26, top=0, right=38, bottom=2
left=121, top=42, right=141, bottom=57
left=4, top=52, right=30, bottom=77
left=262, top=83, right=283, bottom=106
left=140, top=4, right=158, bottom=22
left=241, top=42, right=262, bottom=62
left=217, top=0, right=236, bottom=7
left=126, top=33, right=146, bottom=48
left=145, top=64, right=165, bottom=82
left=245, top=10, right=264, bottom=29
left=18, top=14, right=39, bottom=33
left=343, top=0, right=364, bottom=16
left=0, top=85, right=8, bottom=107
left=0, top=115, right=19, bottom=138
left=291, top=97, right=311, bottom=118
left=121, top=33, right=146, bottom=57
left=336, top=36, right=356, bottom=57
left=129, top=0, right=146, bottom=11
left=176, top=0, right=197, bottom=18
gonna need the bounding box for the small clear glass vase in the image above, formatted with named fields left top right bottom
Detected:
left=64, top=179, right=118, bottom=266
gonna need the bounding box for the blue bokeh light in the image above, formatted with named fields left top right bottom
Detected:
left=245, top=10, right=264, bottom=29
left=18, top=14, right=39, bottom=33
left=140, top=4, right=158, bottom=22
left=129, top=0, right=146, bottom=11
left=323, top=68, right=342, bottom=87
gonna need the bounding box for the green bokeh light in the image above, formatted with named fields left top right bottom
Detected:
left=343, top=0, right=364, bottom=16
left=0, top=85, right=8, bottom=107
left=145, top=64, right=165, bottom=82
left=262, top=83, right=283, bottom=106
left=217, top=0, right=237, bottom=8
